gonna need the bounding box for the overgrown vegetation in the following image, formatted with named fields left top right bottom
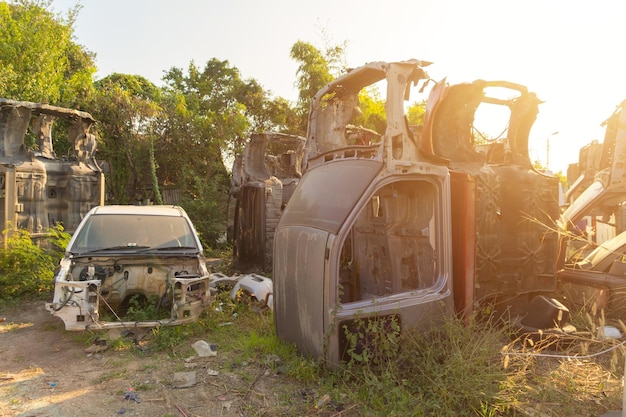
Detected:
left=337, top=314, right=511, bottom=416
left=65, top=285, right=623, bottom=416
left=498, top=303, right=626, bottom=416
left=105, top=294, right=173, bottom=322
left=1, top=229, right=622, bottom=415
left=0, top=224, right=69, bottom=300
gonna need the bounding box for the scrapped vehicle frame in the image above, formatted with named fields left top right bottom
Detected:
left=229, top=132, right=305, bottom=272
left=0, top=98, right=104, bottom=237
left=559, top=100, right=626, bottom=248
left=45, top=205, right=212, bottom=330
left=557, top=230, right=626, bottom=311
left=273, top=60, right=559, bottom=366
left=557, top=100, right=626, bottom=310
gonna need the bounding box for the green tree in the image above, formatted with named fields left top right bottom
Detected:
left=159, top=61, right=246, bottom=184
left=289, top=40, right=346, bottom=134
left=290, top=41, right=336, bottom=107
left=159, top=59, right=288, bottom=245
left=356, top=87, right=387, bottom=134
left=406, top=100, right=427, bottom=126
left=91, top=73, right=162, bottom=204
left=0, top=0, right=96, bottom=106
left=237, top=85, right=300, bottom=139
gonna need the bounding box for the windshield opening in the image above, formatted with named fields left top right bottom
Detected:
left=71, top=214, right=198, bottom=252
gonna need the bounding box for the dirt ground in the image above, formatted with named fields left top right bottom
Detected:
left=0, top=300, right=326, bottom=417
left=4, top=300, right=624, bottom=417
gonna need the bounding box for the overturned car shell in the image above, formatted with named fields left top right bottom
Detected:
left=273, top=60, right=558, bottom=366
left=274, top=61, right=455, bottom=365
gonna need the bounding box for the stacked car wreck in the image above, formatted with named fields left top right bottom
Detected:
left=229, top=132, right=306, bottom=273
left=557, top=100, right=626, bottom=311
left=272, top=61, right=560, bottom=366
left=0, top=98, right=104, bottom=237
left=3, top=99, right=215, bottom=331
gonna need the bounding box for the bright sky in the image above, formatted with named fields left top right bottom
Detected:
left=50, top=0, right=626, bottom=174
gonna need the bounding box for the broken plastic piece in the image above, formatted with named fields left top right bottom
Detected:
left=192, top=340, right=217, bottom=357
left=599, top=326, right=623, bottom=340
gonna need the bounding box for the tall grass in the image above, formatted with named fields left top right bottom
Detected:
left=338, top=314, right=511, bottom=416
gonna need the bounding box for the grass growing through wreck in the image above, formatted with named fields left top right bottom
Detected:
left=3, top=280, right=624, bottom=416
left=336, top=314, right=512, bottom=416
left=12, top=273, right=619, bottom=417
left=106, top=289, right=625, bottom=416
left=166, top=291, right=322, bottom=380
left=3, top=238, right=623, bottom=415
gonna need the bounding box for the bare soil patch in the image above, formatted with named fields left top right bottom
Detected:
left=0, top=300, right=327, bottom=417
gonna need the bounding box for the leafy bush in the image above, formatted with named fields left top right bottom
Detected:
left=0, top=225, right=69, bottom=299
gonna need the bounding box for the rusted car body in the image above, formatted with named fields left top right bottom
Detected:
left=229, top=132, right=305, bottom=272
left=557, top=100, right=626, bottom=310
left=559, top=100, right=626, bottom=242
left=564, top=140, right=604, bottom=206
left=0, top=99, right=104, bottom=236
left=46, top=205, right=211, bottom=330
left=273, top=60, right=559, bottom=365
left=557, top=230, right=626, bottom=311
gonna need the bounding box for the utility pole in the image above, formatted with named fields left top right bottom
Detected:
left=546, top=131, right=558, bottom=169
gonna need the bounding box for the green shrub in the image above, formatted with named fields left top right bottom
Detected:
left=0, top=224, right=69, bottom=299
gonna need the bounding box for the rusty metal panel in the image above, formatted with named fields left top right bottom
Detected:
left=424, top=80, right=559, bottom=301
left=230, top=132, right=305, bottom=272
left=449, top=171, right=476, bottom=321
left=0, top=98, right=103, bottom=236
left=472, top=165, right=558, bottom=298
left=274, top=59, right=559, bottom=364
left=233, top=184, right=266, bottom=273
left=273, top=225, right=328, bottom=359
